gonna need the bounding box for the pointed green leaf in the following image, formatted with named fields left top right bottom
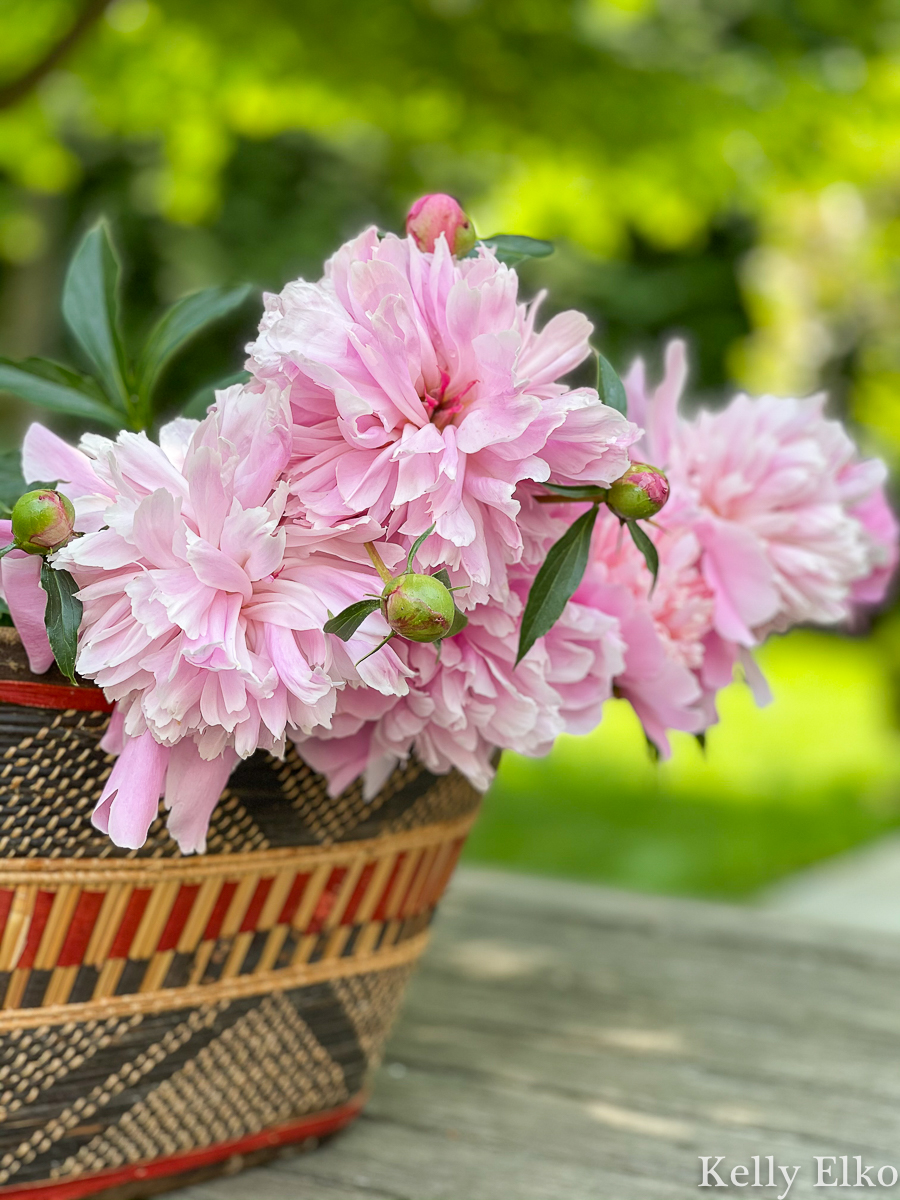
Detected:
left=324, top=598, right=381, bottom=641
left=40, top=563, right=82, bottom=685
left=138, top=285, right=252, bottom=401
left=0, top=358, right=122, bottom=427
left=431, top=567, right=468, bottom=639
left=444, top=605, right=468, bottom=638
left=406, top=523, right=436, bottom=573
left=516, top=504, right=600, bottom=664
left=0, top=597, right=11, bottom=627
left=594, top=349, right=628, bottom=416
left=626, top=518, right=659, bottom=591
left=480, top=235, right=554, bottom=265
left=61, top=221, right=129, bottom=408
left=0, top=450, right=25, bottom=514
left=541, top=482, right=609, bottom=501
left=181, top=370, right=250, bottom=419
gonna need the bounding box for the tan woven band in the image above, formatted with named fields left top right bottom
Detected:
left=0, top=928, right=429, bottom=1030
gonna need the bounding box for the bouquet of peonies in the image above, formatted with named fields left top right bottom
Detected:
left=0, top=195, right=895, bottom=854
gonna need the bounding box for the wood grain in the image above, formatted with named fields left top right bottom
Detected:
left=166, top=867, right=900, bottom=1200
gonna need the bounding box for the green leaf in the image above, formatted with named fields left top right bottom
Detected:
left=61, top=221, right=129, bottom=409
left=0, top=450, right=25, bottom=514
left=137, top=284, right=252, bottom=402
left=480, top=234, right=554, bottom=265
left=594, top=349, right=628, bottom=416
left=324, top=598, right=381, bottom=641
left=516, top=504, right=599, bottom=664
left=181, top=370, right=250, bottom=419
left=541, top=482, right=609, bottom=501
left=40, top=562, right=82, bottom=685
left=0, top=358, right=122, bottom=427
left=431, top=567, right=469, bottom=639
left=0, top=596, right=11, bottom=628
left=626, top=518, right=659, bottom=591
left=444, top=605, right=469, bottom=638
left=406, top=523, right=436, bottom=573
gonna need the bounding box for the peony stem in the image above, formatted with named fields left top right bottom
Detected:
left=365, top=542, right=394, bottom=584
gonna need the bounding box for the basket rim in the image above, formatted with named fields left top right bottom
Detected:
left=0, top=629, right=111, bottom=711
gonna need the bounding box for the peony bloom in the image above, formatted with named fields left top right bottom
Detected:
left=22, top=384, right=410, bottom=851
left=297, top=560, right=626, bottom=797
left=574, top=506, right=711, bottom=754
left=246, top=227, right=638, bottom=607
left=625, top=340, right=897, bottom=647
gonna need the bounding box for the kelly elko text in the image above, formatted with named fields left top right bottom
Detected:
left=699, top=1156, right=900, bottom=1196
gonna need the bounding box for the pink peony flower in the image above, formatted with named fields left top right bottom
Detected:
left=246, top=227, right=638, bottom=606
left=574, top=506, right=710, bottom=754
left=625, top=339, right=897, bottom=646
left=22, top=384, right=410, bottom=851
left=297, top=560, right=626, bottom=797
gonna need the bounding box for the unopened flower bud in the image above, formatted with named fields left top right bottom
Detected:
left=381, top=572, right=455, bottom=642
left=406, top=194, right=477, bottom=257
left=606, top=463, right=670, bottom=521
left=11, top=489, right=76, bottom=555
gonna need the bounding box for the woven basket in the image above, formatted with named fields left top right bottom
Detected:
left=0, top=629, right=480, bottom=1199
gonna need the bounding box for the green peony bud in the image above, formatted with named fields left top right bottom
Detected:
left=606, top=463, right=670, bottom=521
left=11, top=489, right=76, bottom=555
left=381, top=572, right=456, bottom=642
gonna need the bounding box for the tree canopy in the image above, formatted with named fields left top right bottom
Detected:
left=1, top=0, right=900, bottom=455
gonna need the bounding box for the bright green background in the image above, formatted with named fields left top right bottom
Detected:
left=3, top=0, right=900, bottom=897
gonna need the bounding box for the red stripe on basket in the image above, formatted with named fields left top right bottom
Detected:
left=239, top=877, right=274, bottom=933
left=156, top=884, right=201, bottom=953
left=371, top=852, right=406, bottom=921
left=0, top=1094, right=367, bottom=1200
left=108, top=888, right=152, bottom=959
left=306, top=866, right=347, bottom=935
left=0, top=680, right=112, bottom=712
left=56, top=890, right=105, bottom=968
left=277, top=872, right=310, bottom=926
left=340, top=861, right=376, bottom=926
left=15, top=890, right=55, bottom=970
left=0, top=889, right=15, bottom=937
left=202, top=880, right=237, bottom=942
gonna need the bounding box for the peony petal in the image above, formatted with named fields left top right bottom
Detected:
left=0, top=552, right=54, bottom=673
left=92, top=730, right=168, bottom=849
left=164, top=741, right=238, bottom=854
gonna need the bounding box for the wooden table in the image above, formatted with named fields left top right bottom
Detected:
left=170, top=867, right=900, bottom=1200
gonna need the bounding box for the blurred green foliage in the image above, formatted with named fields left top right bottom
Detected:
left=2, top=0, right=900, bottom=895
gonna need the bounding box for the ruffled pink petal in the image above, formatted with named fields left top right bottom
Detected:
left=21, top=423, right=111, bottom=501
left=0, top=552, right=54, bottom=673
left=164, top=741, right=238, bottom=854
left=91, top=731, right=169, bottom=849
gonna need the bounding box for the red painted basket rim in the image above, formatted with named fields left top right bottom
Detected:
left=0, top=1094, right=366, bottom=1199
left=0, top=679, right=112, bottom=713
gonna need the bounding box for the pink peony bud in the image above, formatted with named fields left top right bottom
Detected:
left=406, top=194, right=477, bottom=256
left=606, top=463, right=670, bottom=521
left=11, top=489, right=76, bottom=554
left=381, top=572, right=455, bottom=642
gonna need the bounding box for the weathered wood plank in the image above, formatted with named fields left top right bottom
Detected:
left=169, top=868, right=900, bottom=1200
